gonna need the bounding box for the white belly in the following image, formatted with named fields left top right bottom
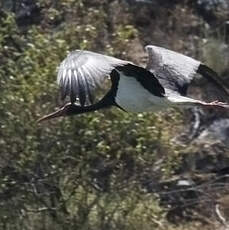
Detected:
left=115, top=74, right=170, bottom=112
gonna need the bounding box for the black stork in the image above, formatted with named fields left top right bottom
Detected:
left=38, top=45, right=229, bottom=122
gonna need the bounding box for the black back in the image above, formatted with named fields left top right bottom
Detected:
left=116, top=64, right=165, bottom=97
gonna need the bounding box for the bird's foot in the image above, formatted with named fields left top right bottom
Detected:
left=202, top=100, right=229, bottom=109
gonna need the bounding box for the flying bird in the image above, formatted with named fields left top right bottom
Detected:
left=38, top=45, right=229, bottom=122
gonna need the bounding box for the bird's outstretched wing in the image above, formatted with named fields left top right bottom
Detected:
left=145, top=45, right=229, bottom=97
left=57, top=50, right=131, bottom=106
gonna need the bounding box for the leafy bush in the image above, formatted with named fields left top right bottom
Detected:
left=0, top=2, right=182, bottom=229
left=2, top=1, right=228, bottom=229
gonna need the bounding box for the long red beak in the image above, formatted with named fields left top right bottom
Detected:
left=37, top=107, right=65, bottom=123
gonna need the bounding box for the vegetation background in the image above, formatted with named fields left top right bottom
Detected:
left=0, top=0, right=229, bottom=229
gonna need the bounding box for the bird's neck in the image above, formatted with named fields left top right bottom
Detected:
left=68, top=71, right=122, bottom=115
left=68, top=94, right=114, bottom=115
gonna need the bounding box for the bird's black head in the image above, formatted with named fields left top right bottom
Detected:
left=37, top=103, right=83, bottom=123
left=37, top=94, right=114, bottom=123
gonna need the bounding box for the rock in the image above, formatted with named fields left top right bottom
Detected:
left=197, top=118, right=229, bottom=147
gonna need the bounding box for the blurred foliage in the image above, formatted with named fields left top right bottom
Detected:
left=202, top=38, right=229, bottom=75
left=0, top=1, right=183, bottom=229
left=1, top=0, right=229, bottom=230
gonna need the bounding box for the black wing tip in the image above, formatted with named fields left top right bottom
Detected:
left=197, top=64, right=229, bottom=97
left=117, top=63, right=165, bottom=97
left=197, top=64, right=214, bottom=75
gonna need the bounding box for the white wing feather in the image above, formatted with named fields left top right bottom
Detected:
left=57, top=50, right=130, bottom=105
left=145, top=45, right=201, bottom=95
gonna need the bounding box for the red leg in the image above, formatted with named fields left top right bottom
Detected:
left=201, top=100, right=229, bottom=109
